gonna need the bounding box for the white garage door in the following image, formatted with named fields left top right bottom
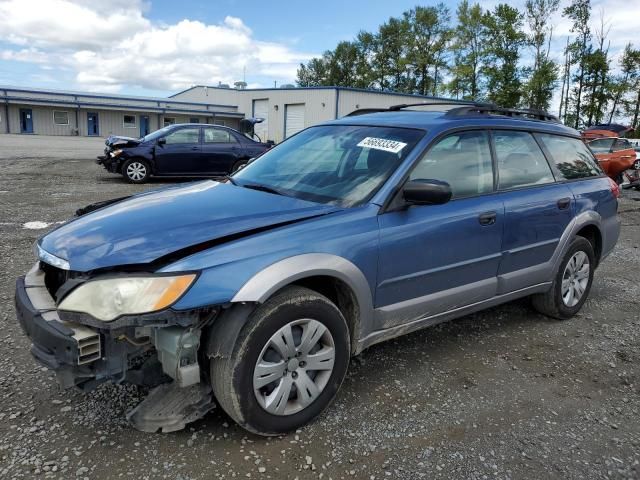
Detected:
left=285, top=104, right=305, bottom=139
left=252, top=99, right=269, bottom=142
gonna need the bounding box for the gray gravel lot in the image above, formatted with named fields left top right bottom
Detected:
left=0, top=134, right=639, bottom=479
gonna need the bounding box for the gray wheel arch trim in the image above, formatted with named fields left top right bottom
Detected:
left=554, top=210, right=603, bottom=271
left=231, top=254, right=374, bottom=343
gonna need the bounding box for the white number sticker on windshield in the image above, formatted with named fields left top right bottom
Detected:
left=357, top=137, right=407, bottom=154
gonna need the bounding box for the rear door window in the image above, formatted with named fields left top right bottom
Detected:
left=493, top=131, right=554, bottom=190
left=204, top=128, right=237, bottom=143
left=536, top=134, right=602, bottom=180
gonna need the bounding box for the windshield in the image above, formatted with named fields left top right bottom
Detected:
left=141, top=125, right=174, bottom=142
left=232, top=125, right=423, bottom=206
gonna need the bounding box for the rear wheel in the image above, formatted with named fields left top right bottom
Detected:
left=122, top=158, right=150, bottom=183
left=210, top=286, right=350, bottom=436
left=531, top=237, right=595, bottom=319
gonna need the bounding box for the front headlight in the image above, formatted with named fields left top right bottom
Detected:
left=58, top=274, right=196, bottom=321
left=111, top=149, right=123, bottom=157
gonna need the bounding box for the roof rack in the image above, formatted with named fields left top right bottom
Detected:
left=446, top=105, right=560, bottom=123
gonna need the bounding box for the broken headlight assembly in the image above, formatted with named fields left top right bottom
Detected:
left=58, top=274, right=196, bottom=321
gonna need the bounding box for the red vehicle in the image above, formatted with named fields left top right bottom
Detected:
left=582, top=124, right=636, bottom=182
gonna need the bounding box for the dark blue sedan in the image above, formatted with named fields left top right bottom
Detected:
left=97, top=123, right=271, bottom=183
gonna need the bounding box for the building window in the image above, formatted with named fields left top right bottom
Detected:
left=164, top=117, right=176, bottom=127
left=53, top=111, right=69, bottom=125
left=123, top=114, right=137, bottom=128
left=189, top=117, right=200, bottom=123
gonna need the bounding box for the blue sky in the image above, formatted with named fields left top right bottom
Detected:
left=0, top=0, right=635, bottom=99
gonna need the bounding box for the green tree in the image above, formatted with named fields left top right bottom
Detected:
left=377, top=17, right=411, bottom=91
left=482, top=4, right=526, bottom=107
left=563, top=0, right=591, bottom=128
left=448, top=0, right=486, bottom=100
left=523, top=0, right=560, bottom=110
left=403, top=4, right=452, bottom=96
left=296, top=57, right=328, bottom=87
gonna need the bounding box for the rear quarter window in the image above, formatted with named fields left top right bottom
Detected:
left=536, top=134, right=603, bottom=180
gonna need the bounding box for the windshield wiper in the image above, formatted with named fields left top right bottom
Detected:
left=241, top=182, right=285, bottom=196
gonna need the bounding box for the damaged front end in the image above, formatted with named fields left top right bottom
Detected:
left=15, top=261, right=218, bottom=432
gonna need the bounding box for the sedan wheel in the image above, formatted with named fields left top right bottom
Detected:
left=253, top=318, right=335, bottom=416
left=126, top=162, right=147, bottom=181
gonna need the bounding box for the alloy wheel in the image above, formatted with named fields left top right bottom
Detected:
left=126, top=162, right=147, bottom=181
left=561, top=251, right=590, bottom=307
left=253, top=318, right=335, bottom=416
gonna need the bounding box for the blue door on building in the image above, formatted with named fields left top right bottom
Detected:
left=87, top=112, right=99, bottom=136
left=140, top=115, right=150, bottom=137
left=20, top=109, right=34, bottom=133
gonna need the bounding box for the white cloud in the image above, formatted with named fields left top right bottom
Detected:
left=0, top=0, right=314, bottom=92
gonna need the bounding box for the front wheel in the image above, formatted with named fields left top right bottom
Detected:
left=122, top=158, right=150, bottom=184
left=531, top=237, right=595, bottom=319
left=210, top=286, right=350, bottom=436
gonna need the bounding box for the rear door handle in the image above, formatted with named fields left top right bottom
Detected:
left=557, top=197, right=571, bottom=210
left=478, top=211, right=497, bottom=226
left=190, top=146, right=199, bottom=151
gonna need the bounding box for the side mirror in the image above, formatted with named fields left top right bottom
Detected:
left=157, top=138, right=166, bottom=146
left=403, top=179, right=452, bottom=205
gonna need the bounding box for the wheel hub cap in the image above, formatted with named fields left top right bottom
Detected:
left=253, top=318, right=335, bottom=416
left=561, top=251, right=590, bottom=307
left=127, top=162, right=146, bottom=180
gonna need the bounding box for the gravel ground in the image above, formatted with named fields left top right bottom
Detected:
left=0, top=134, right=639, bottom=480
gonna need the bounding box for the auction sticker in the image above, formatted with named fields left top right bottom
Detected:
left=357, top=137, right=407, bottom=154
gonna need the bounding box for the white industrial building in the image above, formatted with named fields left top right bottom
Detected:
left=1, top=85, right=462, bottom=142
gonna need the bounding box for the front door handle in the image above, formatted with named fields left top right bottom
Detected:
left=478, top=211, right=497, bottom=226
left=190, top=146, right=199, bottom=151
left=557, top=197, right=571, bottom=210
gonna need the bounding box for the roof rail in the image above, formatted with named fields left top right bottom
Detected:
left=345, top=108, right=390, bottom=117
left=446, top=105, right=560, bottom=123
left=346, top=101, right=483, bottom=117
left=387, top=101, right=479, bottom=111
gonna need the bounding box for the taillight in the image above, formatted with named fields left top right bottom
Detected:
left=608, top=177, right=620, bottom=199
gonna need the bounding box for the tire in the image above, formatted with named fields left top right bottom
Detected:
left=531, top=237, right=595, bottom=320
left=231, top=159, right=248, bottom=173
left=122, top=158, right=151, bottom=184
left=210, top=286, right=350, bottom=436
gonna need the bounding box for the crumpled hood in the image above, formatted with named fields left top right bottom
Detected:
left=40, top=181, right=339, bottom=272
left=105, top=135, right=141, bottom=148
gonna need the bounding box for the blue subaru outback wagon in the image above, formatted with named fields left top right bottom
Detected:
left=15, top=103, right=620, bottom=435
